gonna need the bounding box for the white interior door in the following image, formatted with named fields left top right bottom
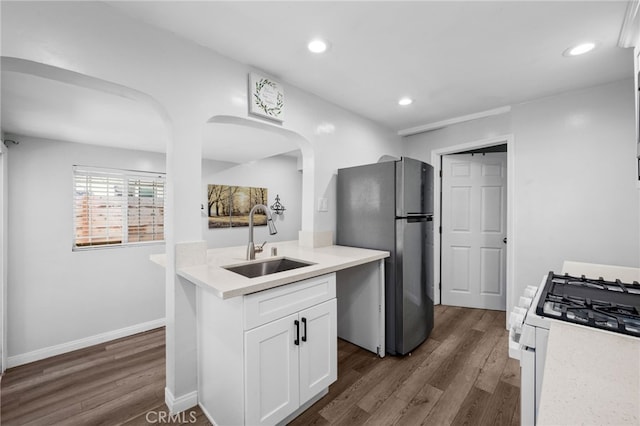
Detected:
left=441, top=152, right=507, bottom=310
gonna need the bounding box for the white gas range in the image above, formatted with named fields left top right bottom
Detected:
left=508, top=261, right=640, bottom=426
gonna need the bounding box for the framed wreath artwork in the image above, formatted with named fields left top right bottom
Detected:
left=248, top=73, right=284, bottom=122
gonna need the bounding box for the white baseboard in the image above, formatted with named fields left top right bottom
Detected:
left=198, top=402, right=216, bottom=426
left=165, top=387, right=198, bottom=415
left=7, top=318, right=165, bottom=368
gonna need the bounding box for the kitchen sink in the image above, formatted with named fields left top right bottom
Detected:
left=222, top=257, right=315, bottom=278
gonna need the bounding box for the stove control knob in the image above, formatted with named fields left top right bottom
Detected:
left=524, top=286, right=538, bottom=298
left=519, top=296, right=533, bottom=308
left=509, top=311, right=525, bottom=332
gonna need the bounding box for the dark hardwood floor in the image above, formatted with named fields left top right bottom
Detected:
left=1, top=305, right=519, bottom=425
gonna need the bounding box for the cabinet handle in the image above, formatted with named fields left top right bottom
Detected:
left=301, top=317, right=307, bottom=342
left=294, top=320, right=300, bottom=346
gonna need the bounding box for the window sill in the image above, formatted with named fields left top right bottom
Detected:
left=72, top=240, right=165, bottom=252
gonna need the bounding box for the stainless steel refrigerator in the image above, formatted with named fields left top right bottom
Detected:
left=337, top=157, right=434, bottom=355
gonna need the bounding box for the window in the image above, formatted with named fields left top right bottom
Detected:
left=73, top=166, right=165, bottom=249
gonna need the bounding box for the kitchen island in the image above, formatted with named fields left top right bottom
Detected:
left=158, top=240, right=389, bottom=299
left=153, top=240, right=389, bottom=425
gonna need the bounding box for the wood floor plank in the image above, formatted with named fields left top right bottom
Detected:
left=318, top=358, right=393, bottom=423
left=333, top=404, right=370, bottom=426
left=122, top=404, right=211, bottom=426
left=392, top=382, right=443, bottom=425
left=361, top=395, right=407, bottom=426
left=428, top=306, right=465, bottom=341
left=427, top=328, right=485, bottom=390
left=2, top=344, right=106, bottom=383
left=478, top=380, right=520, bottom=426
left=289, top=367, right=363, bottom=426
left=3, top=354, right=165, bottom=424
left=510, top=392, right=521, bottom=426
left=21, top=401, right=84, bottom=426
left=450, top=386, right=492, bottom=426
left=472, top=309, right=499, bottom=332
left=5, top=329, right=162, bottom=385
left=3, top=334, right=164, bottom=395
left=2, top=347, right=165, bottom=422
left=469, top=327, right=506, bottom=369
left=63, top=381, right=162, bottom=426
left=339, top=343, right=378, bottom=374
left=288, top=411, right=331, bottom=426
left=357, top=337, right=440, bottom=413
left=475, top=330, right=510, bottom=393
left=393, top=309, right=484, bottom=401
left=500, top=357, right=521, bottom=388
left=493, top=311, right=508, bottom=329
left=420, top=362, right=481, bottom=425
left=2, top=307, right=520, bottom=426
left=80, top=363, right=165, bottom=411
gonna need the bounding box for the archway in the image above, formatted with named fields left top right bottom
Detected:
left=204, top=115, right=315, bottom=233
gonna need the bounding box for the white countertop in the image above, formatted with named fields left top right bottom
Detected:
left=537, top=319, right=640, bottom=425
left=535, top=261, right=640, bottom=425
left=153, top=240, right=389, bottom=299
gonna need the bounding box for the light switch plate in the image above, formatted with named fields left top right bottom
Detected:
left=318, top=198, right=328, bottom=212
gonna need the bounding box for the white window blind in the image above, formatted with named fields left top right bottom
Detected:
left=73, top=166, right=165, bottom=249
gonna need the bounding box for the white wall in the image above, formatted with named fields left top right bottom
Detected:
left=1, top=1, right=402, bottom=402
left=202, top=155, right=302, bottom=248
left=405, top=79, right=640, bottom=313
left=6, top=135, right=166, bottom=361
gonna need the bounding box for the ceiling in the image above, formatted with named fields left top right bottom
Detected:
left=107, top=0, right=634, bottom=131
left=1, top=1, right=635, bottom=163
left=1, top=70, right=170, bottom=154
left=1, top=68, right=299, bottom=162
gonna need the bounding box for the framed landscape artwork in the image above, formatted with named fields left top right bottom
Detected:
left=207, top=184, right=268, bottom=229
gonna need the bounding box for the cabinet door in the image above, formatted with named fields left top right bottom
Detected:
left=245, top=313, right=300, bottom=426
left=299, top=299, right=337, bottom=404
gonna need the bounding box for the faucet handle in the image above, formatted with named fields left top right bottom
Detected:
left=255, top=241, right=267, bottom=253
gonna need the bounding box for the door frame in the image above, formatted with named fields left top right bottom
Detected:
left=0, top=142, right=7, bottom=373
left=431, top=134, right=515, bottom=326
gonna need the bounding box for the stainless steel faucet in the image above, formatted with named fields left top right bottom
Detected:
left=247, top=204, right=277, bottom=260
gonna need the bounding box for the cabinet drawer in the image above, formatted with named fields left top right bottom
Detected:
left=244, top=273, right=336, bottom=330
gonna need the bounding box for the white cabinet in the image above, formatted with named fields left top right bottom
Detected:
left=197, top=273, right=337, bottom=426
left=244, top=299, right=337, bottom=425
left=298, top=300, right=337, bottom=402
left=245, top=312, right=300, bottom=425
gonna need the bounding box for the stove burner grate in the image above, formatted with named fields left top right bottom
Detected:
left=537, top=272, right=640, bottom=338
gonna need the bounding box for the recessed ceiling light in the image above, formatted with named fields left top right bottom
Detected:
left=308, top=39, right=328, bottom=53
left=398, top=97, right=413, bottom=106
left=564, top=42, right=596, bottom=57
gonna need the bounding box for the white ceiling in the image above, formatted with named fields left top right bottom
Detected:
left=0, top=1, right=635, bottom=163
left=1, top=69, right=298, bottom=162
left=202, top=122, right=299, bottom=163
left=1, top=70, right=170, bottom=153
left=107, top=0, right=634, bottom=131
left=0, top=68, right=299, bottom=163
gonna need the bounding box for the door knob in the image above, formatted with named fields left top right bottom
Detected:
left=503, top=237, right=507, bottom=244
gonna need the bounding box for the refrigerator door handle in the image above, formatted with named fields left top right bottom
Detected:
left=406, top=216, right=433, bottom=223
